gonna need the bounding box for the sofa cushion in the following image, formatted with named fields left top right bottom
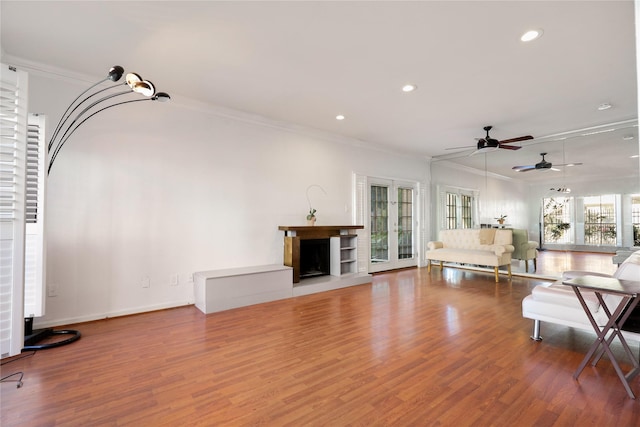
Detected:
left=426, top=248, right=510, bottom=267
left=531, top=282, right=605, bottom=313
left=522, top=294, right=611, bottom=328
left=493, top=229, right=513, bottom=246
left=479, top=228, right=496, bottom=244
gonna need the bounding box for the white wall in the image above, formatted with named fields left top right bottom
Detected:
left=28, top=70, right=429, bottom=327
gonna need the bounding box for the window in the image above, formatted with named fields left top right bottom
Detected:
left=542, top=197, right=573, bottom=244
left=460, top=194, right=472, bottom=229
left=442, top=187, right=476, bottom=229
left=631, top=196, right=640, bottom=247
left=445, top=192, right=457, bottom=229
left=583, top=195, right=616, bottom=246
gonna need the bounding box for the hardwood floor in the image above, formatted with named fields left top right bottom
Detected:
left=2, top=261, right=639, bottom=426
left=511, top=250, right=618, bottom=277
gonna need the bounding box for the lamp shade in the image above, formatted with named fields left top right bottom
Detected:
left=133, top=80, right=155, bottom=97
left=125, top=73, right=142, bottom=88
left=108, top=66, right=124, bottom=82
left=153, top=92, right=171, bottom=102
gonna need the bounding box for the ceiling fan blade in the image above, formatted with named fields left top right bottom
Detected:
left=499, top=135, right=533, bottom=144
left=445, top=145, right=475, bottom=150
left=551, top=167, right=561, bottom=172
left=512, top=165, right=537, bottom=172
left=498, top=144, right=522, bottom=150
left=553, top=162, right=583, bottom=167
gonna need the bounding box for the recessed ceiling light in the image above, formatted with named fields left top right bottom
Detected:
left=623, top=135, right=634, bottom=141
left=521, top=29, right=543, bottom=42
left=335, top=114, right=345, bottom=121
left=597, top=103, right=612, bottom=111
left=402, top=84, right=417, bottom=93
left=631, top=154, right=639, bottom=159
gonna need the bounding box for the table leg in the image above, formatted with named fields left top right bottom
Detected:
left=591, top=295, right=640, bottom=370
left=570, top=288, right=638, bottom=399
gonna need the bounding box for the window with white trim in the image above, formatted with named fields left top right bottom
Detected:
left=542, top=196, right=573, bottom=244
left=440, top=187, right=477, bottom=229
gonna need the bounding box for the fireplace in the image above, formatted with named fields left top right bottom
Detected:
left=299, top=239, right=330, bottom=279
left=278, top=225, right=364, bottom=283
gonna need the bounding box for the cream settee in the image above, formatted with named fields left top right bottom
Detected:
left=426, top=228, right=514, bottom=282
left=522, top=250, right=640, bottom=343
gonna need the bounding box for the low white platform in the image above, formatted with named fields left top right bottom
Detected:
left=292, top=272, right=372, bottom=297
left=194, top=265, right=373, bottom=314
left=194, top=264, right=293, bottom=314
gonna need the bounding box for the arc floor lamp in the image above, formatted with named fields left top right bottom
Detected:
left=24, top=66, right=170, bottom=350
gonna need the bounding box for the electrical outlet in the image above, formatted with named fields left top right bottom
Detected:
left=142, top=277, right=150, bottom=288
left=47, top=284, right=58, bottom=297
left=170, top=274, right=179, bottom=286
left=188, top=273, right=194, bottom=283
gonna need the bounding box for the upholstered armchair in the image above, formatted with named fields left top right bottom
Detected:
left=511, top=229, right=539, bottom=272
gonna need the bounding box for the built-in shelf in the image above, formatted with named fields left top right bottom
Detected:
left=330, top=235, right=358, bottom=276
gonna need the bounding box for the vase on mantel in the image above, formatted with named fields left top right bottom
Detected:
left=307, top=217, right=316, bottom=226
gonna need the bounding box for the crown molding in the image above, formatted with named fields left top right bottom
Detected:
left=2, top=54, right=429, bottom=162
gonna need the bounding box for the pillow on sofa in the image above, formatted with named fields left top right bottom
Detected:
left=479, top=228, right=496, bottom=245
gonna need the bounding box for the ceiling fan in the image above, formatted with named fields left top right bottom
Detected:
left=447, top=125, right=534, bottom=154
left=512, top=152, right=583, bottom=172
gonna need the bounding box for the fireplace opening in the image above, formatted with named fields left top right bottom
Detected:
left=300, top=239, right=330, bottom=279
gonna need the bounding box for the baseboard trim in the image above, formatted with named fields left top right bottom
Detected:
left=32, top=301, right=193, bottom=329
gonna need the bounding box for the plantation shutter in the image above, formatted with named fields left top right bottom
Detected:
left=0, top=64, right=28, bottom=358
left=24, top=114, right=46, bottom=318
left=353, top=173, right=369, bottom=273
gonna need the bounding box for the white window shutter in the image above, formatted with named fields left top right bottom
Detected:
left=0, top=63, right=28, bottom=358
left=24, top=114, right=46, bottom=318
left=352, top=173, right=369, bottom=273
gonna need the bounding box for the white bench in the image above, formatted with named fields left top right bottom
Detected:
left=194, top=264, right=293, bottom=314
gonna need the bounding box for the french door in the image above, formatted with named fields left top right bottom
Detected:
left=368, top=179, right=417, bottom=273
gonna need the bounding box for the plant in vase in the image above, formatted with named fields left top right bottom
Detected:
left=495, top=214, right=507, bottom=225
left=306, top=208, right=317, bottom=226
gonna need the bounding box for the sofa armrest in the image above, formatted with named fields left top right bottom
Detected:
left=519, top=241, right=538, bottom=250
left=488, top=244, right=514, bottom=256
left=428, top=241, right=443, bottom=250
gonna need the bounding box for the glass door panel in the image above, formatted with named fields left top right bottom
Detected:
left=370, top=184, right=389, bottom=264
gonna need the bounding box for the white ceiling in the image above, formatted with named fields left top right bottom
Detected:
left=1, top=1, right=638, bottom=185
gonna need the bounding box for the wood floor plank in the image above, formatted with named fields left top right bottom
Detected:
left=2, top=253, right=640, bottom=426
